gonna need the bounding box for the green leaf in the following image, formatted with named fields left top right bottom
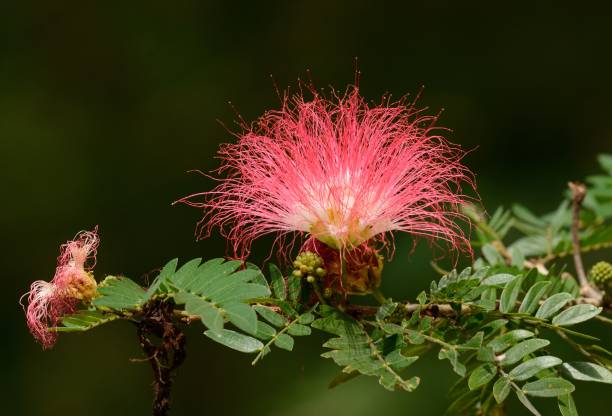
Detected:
left=515, top=389, right=542, bottom=416
left=298, top=312, right=315, bottom=325
left=274, top=333, right=294, bottom=351
left=209, top=282, right=270, bottom=304
left=269, top=263, right=287, bottom=300
left=519, top=281, right=552, bottom=315
left=253, top=305, right=287, bottom=327
left=477, top=346, right=496, bottom=362
left=468, top=363, right=497, bottom=390
left=316, top=312, right=419, bottom=392
left=438, top=347, right=466, bottom=376
left=312, top=312, right=355, bottom=336
left=552, top=304, right=602, bottom=326
left=169, top=257, right=206, bottom=291
left=223, top=302, right=258, bottom=335
left=598, top=153, right=612, bottom=174
left=204, top=329, right=263, bottom=353
left=376, top=300, right=397, bottom=320
left=482, top=273, right=516, bottom=286
left=508, top=356, right=563, bottom=381
left=385, top=349, right=419, bottom=370
left=171, top=258, right=240, bottom=295
left=246, top=263, right=270, bottom=289
left=463, top=332, right=484, bottom=350
left=93, top=276, right=147, bottom=311
left=477, top=287, right=497, bottom=311
left=513, top=204, right=547, bottom=227
left=562, top=361, right=612, bottom=384
left=500, top=275, right=523, bottom=313
left=493, top=377, right=511, bottom=403
left=558, top=394, right=578, bottom=416
left=174, top=292, right=224, bottom=331
left=146, top=258, right=179, bottom=298
left=56, top=310, right=119, bottom=332
left=287, top=323, right=311, bottom=336
left=416, top=291, right=428, bottom=305
left=535, top=293, right=574, bottom=319
left=483, top=244, right=504, bottom=265
left=287, top=273, right=301, bottom=304
left=253, top=321, right=276, bottom=340
left=522, top=377, right=575, bottom=397
left=500, top=339, right=550, bottom=366
left=488, top=329, right=534, bottom=353
left=510, top=246, right=525, bottom=268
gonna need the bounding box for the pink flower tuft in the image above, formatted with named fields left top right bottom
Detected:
left=179, top=84, right=475, bottom=258
left=53, top=228, right=99, bottom=288
left=21, top=228, right=100, bottom=348
left=24, top=280, right=76, bottom=349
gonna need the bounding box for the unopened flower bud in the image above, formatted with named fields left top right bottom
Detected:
left=590, top=261, right=612, bottom=291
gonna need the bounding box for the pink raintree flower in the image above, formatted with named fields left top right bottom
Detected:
left=21, top=229, right=100, bottom=348
left=179, top=84, right=475, bottom=294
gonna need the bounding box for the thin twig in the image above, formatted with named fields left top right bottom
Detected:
left=569, top=182, right=603, bottom=303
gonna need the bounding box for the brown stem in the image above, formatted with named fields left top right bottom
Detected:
left=568, top=182, right=603, bottom=302
left=136, top=300, right=186, bottom=416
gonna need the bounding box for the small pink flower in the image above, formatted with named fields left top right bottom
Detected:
left=179, top=84, right=474, bottom=258
left=21, top=228, right=99, bottom=348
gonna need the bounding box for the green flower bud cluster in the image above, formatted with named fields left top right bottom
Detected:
left=589, top=261, right=612, bottom=291
left=292, top=251, right=327, bottom=282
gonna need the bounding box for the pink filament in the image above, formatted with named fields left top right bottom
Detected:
left=21, top=228, right=99, bottom=348
left=179, top=84, right=475, bottom=259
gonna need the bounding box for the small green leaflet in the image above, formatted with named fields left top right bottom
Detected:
left=93, top=276, right=147, bottom=311
left=146, top=258, right=179, bottom=299
left=558, top=394, right=578, bottom=416
left=500, top=275, right=523, bottom=313
left=174, top=292, right=224, bottom=331
left=508, top=356, right=562, bottom=381
left=493, top=377, right=511, bottom=403
left=500, top=339, right=550, bottom=366
left=54, top=310, right=119, bottom=332
left=274, top=333, right=294, bottom=351
left=204, top=329, right=263, bottom=353
left=268, top=263, right=287, bottom=300
left=481, top=273, right=515, bottom=286
left=522, top=377, right=575, bottom=397
left=313, top=311, right=419, bottom=392
left=562, top=361, right=612, bottom=384
left=535, top=293, right=573, bottom=319
left=518, top=281, right=551, bottom=315
left=251, top=305, right=316, bottom=365
left=223, top=302, right=258, bottom=335
left=552, top=304, right=602, bottom=326
left=515, top=389, right=542, bottom=416
left=488, top=329, right=534, bottom=353
left=468, top=363, right=496, bottom=390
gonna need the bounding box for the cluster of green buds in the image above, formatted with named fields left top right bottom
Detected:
left=590, top=261, right=612, bottom=292
left=292, top=251, right=327, bottom=283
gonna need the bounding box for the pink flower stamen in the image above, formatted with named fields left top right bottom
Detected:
left=21, top=228, right=100, bottom=348
left=179, top=84, right=475, bottom=259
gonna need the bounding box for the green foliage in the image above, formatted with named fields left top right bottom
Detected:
left=48, top=153, right=612, bottom=416
left=54, top=310, right=119, bottom=332
left=312, top=306, right=419, bottom=392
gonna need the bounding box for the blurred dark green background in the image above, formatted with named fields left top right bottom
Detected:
left=2, top=1, right=611, bottom=415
